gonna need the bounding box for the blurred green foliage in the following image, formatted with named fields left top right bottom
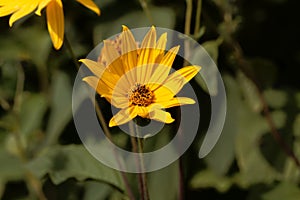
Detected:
left=0, top=0, right=300, bottom=199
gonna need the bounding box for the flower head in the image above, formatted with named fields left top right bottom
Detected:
left=0, top=0, right=100, bottom=49
left=81, top=26, right=201, bottom=127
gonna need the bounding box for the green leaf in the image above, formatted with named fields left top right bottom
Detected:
left=83, top=181, right=113, bottom=200
left=189, top=169, right=233, bottom=193
left=0, top=27, right=51, bottom=66
left=26, top=145, right=125, bottom=191
left=293, top=114, right=300, bottom=137
left=204, top=74, right=239, bottom=175
left=270, top=110, right=286, bottom=129
left=264, top=89, right=288, bottom=109
left=0, top=61, right=18, bottom=100
left=109, top=191, right=130, bottom=200
left=192, top=38, right=223, bottom=95
left=0, top=149, right=24, bottom=182
left=227, top=75, right=280, bottom=187
left=5, top=93, right=48, bottom=156
left=295, top=92, right=300, bottom=109
left=201, top=38, right=223, bottom=63
left=45, top=71, right=72, bottom=145
left=283, top=105, right=300, bottom=182
left=20, top=93, right=48, bottom=136
left=147, top=129, right=179, bottom=200
left=249, top=58, right=278, bottom=87
left=237, top=70, right=263, bottom=112
left=235, top=110, right=280, bottom=187
left=15, top=27, right=51, bottom=67
left=262, top=182, right=300, bottom=200
left=148, top=161, right=179, bottom=200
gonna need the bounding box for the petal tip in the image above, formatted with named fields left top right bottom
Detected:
left=8, top=18, right=15, bottom=27
left=79, top=58, right=88, bottom=63
left=122, top=25, right=129, bottom=31
left=195, top=65, right=202, bottom=72
left=108, top=121, right=115, bottom=127
left=95, top=8, right=101, bottom=16
left=35, top=10, right=42, bottom=16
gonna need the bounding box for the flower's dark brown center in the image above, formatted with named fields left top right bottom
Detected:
left=128, top=83, right=154, bottom=106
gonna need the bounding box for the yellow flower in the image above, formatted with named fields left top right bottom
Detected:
left=0, top=0, right=100, bottom=50
left=80, top=26, right=201, bottom=127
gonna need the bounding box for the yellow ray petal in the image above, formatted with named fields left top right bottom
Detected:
left=83, top=76, right=110, bottom=96
left=137, top=26, right=157, bottom=83
left=147, top=64, right=170, bottom=88
left=83, top=76, right=117, bottom=104
left=137, top=26, right=157, bottom=65
left=76, top=0, right=100, bottom=15
left=35, top=0, right=51, bottom=16
left=79, top=59, right=105, bottom=77
left=149, top=109, right=174, bottom=123
left=162, top=65, right=201, bottom=95
left=156, top=97, right=195, bottom=108
left=0, top=4, right=19, bottom=18
left=154, top=32, right=167, bottom=63
left=160, top=45, right=180, bottom=67
left=46, top=0, right=64, bottom=50
left=109, top=106, right=137, bottom=127
left=121, top=25, right=138, bottom=73
left=146, top=46, right=180, bottom=90
left=135, top=106, right=149, bottom=118
left=152, top=84, right=175, bottom=102
left=9, top=2, right=39, bottom=26
left=103, top=40, right=125, bottom=76
left=110, top=94, right=129, bottom=109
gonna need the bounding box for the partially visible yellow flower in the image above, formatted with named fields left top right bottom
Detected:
left=81, top=26, right=201, bottom=127
left=0, top=0, right=100, bottom=49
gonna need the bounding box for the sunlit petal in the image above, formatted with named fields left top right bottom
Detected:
left=46, top=0, right=64, bottom=50
left=76, top=0, right=100, bottom=15
left=152, top=84, right=175, bottom=102
left=35, top=0, right=51, bottom=16
left=109, top=107, right=138, bottom=127
left=149, top=109, right=174, bottom=123
left=162, top=65, right=201, bottom=95
left=103, top=40, right=125, bottom=77
left=9, top=2, right=37, bottom=26
left=160, top=45, right=180, bottom=67
left=82, top=76, right=111, bottom=97
left=79, top=59, right=106, bottom=77
left=121, top=25, right=138, bottom=72
left=154, top=32, right=167, bottom=63
left=156, top=97, right=195, bottom=108
left=137, top=26, right=157, bottom=65
left=0, top=4, right=19, bottom=17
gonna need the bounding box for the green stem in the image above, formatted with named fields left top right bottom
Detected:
left=64, top=36, right=80, bottom=70
left=184, top=0, right=193, bottom=67
left=139, top=0, right=154, bottom=25
left=179, top=1, right=194, bottom=198
left=135, top=124, right=150, bottom=200
left=184, top=0, right=193, bottom=37
left=129, top=122, right=145, bottom=200
left=129, top=121, right=150, bottom=200
left=194, top=0, right=202, bottom=35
